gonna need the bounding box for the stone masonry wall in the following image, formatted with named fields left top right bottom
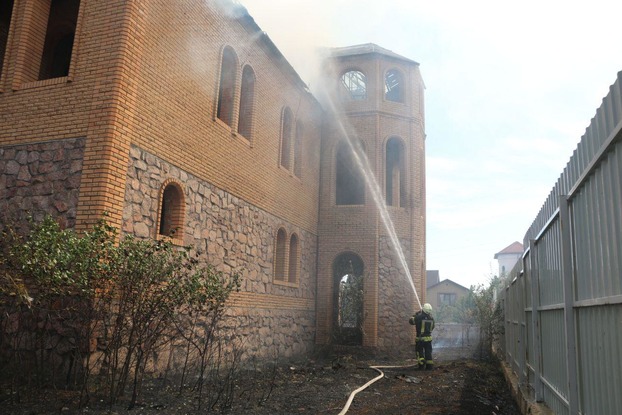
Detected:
left=0, top=138, right=86, bottom=381
left=123, top=146, right=317, bottom=360
left=377, top=236, right=417, bottom=354
left=0, top=138, right=84, bottom=233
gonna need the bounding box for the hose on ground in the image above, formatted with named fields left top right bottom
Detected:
left=337, top=363, right=419, bottom=415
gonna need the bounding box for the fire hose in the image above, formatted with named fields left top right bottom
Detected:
left=337, top=362, right=419, bottom=415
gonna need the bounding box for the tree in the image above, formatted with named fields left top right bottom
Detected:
left=470, top=276, right=504, bottom=357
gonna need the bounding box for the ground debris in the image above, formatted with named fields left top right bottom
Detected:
left=2, top=354, right=520, bottom=415
left=395, top=374, right=421, bottom=383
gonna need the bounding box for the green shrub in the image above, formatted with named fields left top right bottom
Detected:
left=0, top=215, right=240, bottom=409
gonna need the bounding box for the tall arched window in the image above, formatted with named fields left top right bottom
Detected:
left=385, top=69, right=404, bottom=102
left=288, top=234, right=299, bottom=283
left=280, top=107, right=293, bottom=169
left=158, top=181, right=185, bottom=238
left=274, top=228, right=287, bottom=281
left=336, top=141, right=365, bottom=205
left=385, top=137, right=407, bottom=207
left=293, top=121, right=303, bottom=178
left=38, top=0, right=80, bottom=80
left=237, top=65, right=255, bottom=139
left=217, top=46, right=238, bottom=126
left=341, top=70, right=367, bottom=101
left=333, top=252, right=365, bottom=345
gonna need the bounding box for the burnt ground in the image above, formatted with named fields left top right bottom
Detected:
left=2, top=347, right=520, bottom=415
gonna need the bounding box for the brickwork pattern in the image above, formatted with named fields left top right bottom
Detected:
left=115, top=1, right=323, bottom=234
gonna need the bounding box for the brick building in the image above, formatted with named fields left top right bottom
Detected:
left=0, top=0, right=426, bottom=358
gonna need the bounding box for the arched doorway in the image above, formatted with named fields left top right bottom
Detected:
left=332, top=253, right=364, bottom=345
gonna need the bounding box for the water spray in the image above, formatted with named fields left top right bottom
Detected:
left=323, top=95, right=422, bottom=310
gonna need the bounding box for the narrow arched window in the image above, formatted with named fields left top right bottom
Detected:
left=217, top=46, right=237, bottom=126
left=158, top=182, right=184, bottom=238
left=38, top=0, right=80, bottom=80
left=385, top=69, right=404, bottom=102
left=293, top=121, right=303, bottom=178
left=237, top=65, right=255, bottom=139
left=341, top=70, right=367, bottom=101
left=274, top=228, right=287, bottom=281
left=385, top=137, right=407, bottom=207
left=0, top=0, right=15, bottom=79
left=336, top=141, right=365, bottom=205
left=288, top=234, right=299, bottom=284
left=280, top=107, right=293, bottom=169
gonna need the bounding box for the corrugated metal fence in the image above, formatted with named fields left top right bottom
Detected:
left=498, top=71, right=622, bottom=415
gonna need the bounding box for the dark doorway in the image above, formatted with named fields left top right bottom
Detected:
left=332, top=253, right=364, bottom=345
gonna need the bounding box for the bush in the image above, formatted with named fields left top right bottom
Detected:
left=0, top=215, right=240, bottom=409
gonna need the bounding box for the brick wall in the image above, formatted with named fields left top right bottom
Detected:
left=1, top=1, right=426, bottom=358
left=114, top=1, right=323, bottom=235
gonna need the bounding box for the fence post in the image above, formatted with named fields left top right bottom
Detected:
left=529, top=239, right=543, bottom=401
left=504, top=285, right=510, bottom=364
left=518, top=260, right=526, bottom=388
left=560, top=195, right=579, bottom=415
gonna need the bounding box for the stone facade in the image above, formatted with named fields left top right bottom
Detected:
left=123, top=145, right=317, bottom=358
left=377, top=236, right=417, bottom=352
left=0, top=138, right=84, bottom=233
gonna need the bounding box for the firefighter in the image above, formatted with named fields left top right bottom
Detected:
left=409, top=303, right=435, bottom=370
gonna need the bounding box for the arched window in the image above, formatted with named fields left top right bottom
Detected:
left=288, top=234, right=299, bottom=283
left=333, top=252, right=365, bottom=345
left=237, top=65, right=255, bottom=139
left=38, top=0, right=80, bottom=80
left=293, top=121, right=303, bottom=178
left=158, top=182, right=185, bottom=239
left=336, top=141, right=365, bottom=205
left=385, top=69, right=404, bottom=102
left=0, top=0, right=15, bottom=78
left=341, top=70, right=367, bottom=101
left=280, top=107, right=293, bottom=169
left=217, top=46, right=238, bottom=126
left=274, top=228, right=287, bottom=281
left=385, top=137, right=407, bottom=207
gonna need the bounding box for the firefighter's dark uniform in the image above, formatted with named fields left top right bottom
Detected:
left=409, top=309, right=435, bottom=370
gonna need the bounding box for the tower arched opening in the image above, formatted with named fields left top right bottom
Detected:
left=332, top=252, right=365, bottom=345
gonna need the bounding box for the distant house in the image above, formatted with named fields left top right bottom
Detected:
left=426, top=270, right=440, bottom=288
left=427, top=279, right=471, bottom=312
left=494, top=242, right=524, bottom=277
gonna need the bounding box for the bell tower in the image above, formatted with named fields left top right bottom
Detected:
left=316, top=44, right=426, bottom=352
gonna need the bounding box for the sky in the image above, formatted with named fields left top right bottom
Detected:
left=238, top=0, right=622, bottom=289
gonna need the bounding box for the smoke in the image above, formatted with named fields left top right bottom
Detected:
left=209, top=0, right=246, bottom=18
left=238, top=0, right=339, bottom=95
